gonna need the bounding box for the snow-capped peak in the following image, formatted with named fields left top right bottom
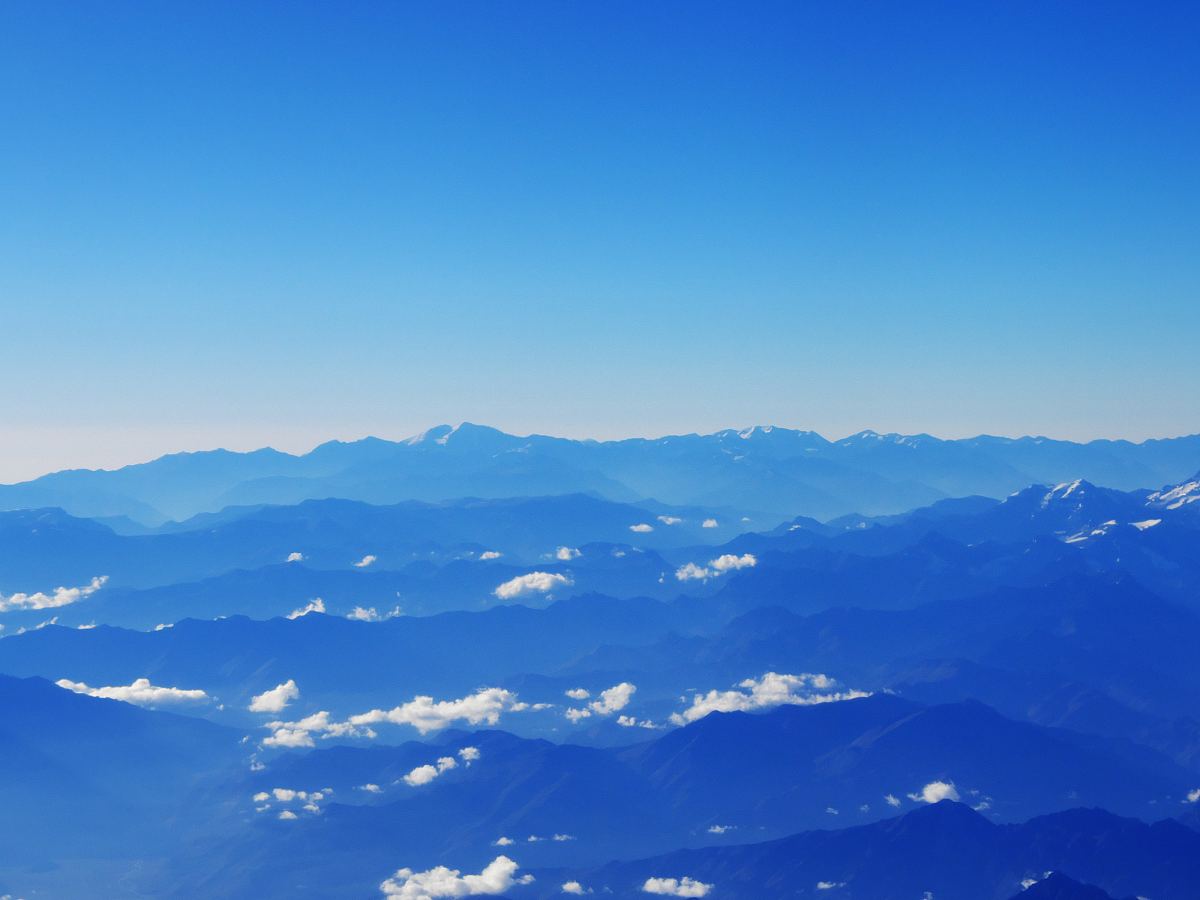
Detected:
left=1146, top=477, right=1200, bottom=511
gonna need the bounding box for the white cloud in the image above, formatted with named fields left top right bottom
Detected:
left=262, top=690, right=523, bottom=749
left=56, top=677, right=210, bottom=708
left=348, top=605, right=402, bottom=622
left=1186, top=788, right=1200, bottom=803
left=671, top=672, right=869, bottom=725
left=657, top=516, right=682, bottom=526
left=674, top=563, right=712, bottom=582
left=555, top=546, right=582, bottom=561
left=353, top=554, right=377, bottom=568
left=404, top=756, right=459, bottom=787
left=380, top=855, right=533, bottom=898
left=286, top=552, right=305, bottom=563
left=885, top=794, right=901, bottom=807
left=494, top=572, right=572, bottom=600
left=816, top=882, right=846, bottom=890
left=706, top=824, right=734, bottom=834
left=641, top=876, right=713, bottom=897
left=249, top=679, right=300, bottom=714
left=458, top=746, right=481, bottom=763
left=493, top=837, right=515, bottom=847
left=565, top=688, right=590, bottom=700
left=617, top=715, right=659, bottom=729
left=908, top=781, right=960, bottom=804
left=702, top=519, right=718, bottom=528
left=674, top=553, right=756, bottom=582
left=629, top=523, right=654, bottom=533
left=253, top=786, right=329, bottom=817
left=562, top=882, right=591, bottom=895
left=478, top=551, right=503, bottom=560
left=0, top=575, right=108, bottom=613
left=709, top=553, right=756, bottom=573
left=567, top=682, right=636, bottom=723
left=359, top=783, right=383, bottom=793
left=286, top=598, right=326, bottom=619
left=351, top=687, right=526, bottom=735
left=262, top=710, right=375, bottom=748
left=590, top=682, right=635, bottom=715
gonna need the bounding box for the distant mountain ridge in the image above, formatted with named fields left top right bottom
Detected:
left=2, top=423, right=1198, bottom=524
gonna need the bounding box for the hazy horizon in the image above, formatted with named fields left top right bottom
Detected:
left=5, top=419, right=1200, bottom=485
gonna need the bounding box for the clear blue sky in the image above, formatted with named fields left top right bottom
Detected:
left=1, top=1, right=1197, bottom=480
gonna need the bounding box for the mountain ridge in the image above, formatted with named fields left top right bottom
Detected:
left=3, top=424, right=1199, bottom=525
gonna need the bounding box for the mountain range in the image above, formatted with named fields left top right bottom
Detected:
left=3, top=423, right=1198, bottom=524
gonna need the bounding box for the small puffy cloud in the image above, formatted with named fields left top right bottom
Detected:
left=353, top=554, right=377, bottom=568
left=262, top=709, right=375, bottom=748
left=675, top=553, right=756, bottom=582
left=908, top=781, right=960, bottom=804
left=403, top=765, right=439, bottom=787
left=816, top=882, right=846, bottom=890
left=707, top=824, right=734, bottom=834
left=493, top=837, right=515, bottom=847
left=885, top=794, right=901, bottom=807
left=458, top=746, right=481, bottom=763
left=287, top=598, right=326, bottom=619
left=555, top=546, right=582, bottom=561
left=641, top=876, right=713, bottom=897
left=617, top=715, right=659, bottom=729
left=674, top=563, right=711, bottom=582
left=702, top=518, right=718, bottom=528
left=256, top=786, right=327, bottom=816
left=478, top=551, right=503, bottom=560
left=590, top=682, right=635, bottom=715
left=56, top=677, right=210, bottom=708
left=0, top=575, right=108, bottom=613
left=494, top=572, right=572, bottom=600
left=1185, top=788, right=1200, bottom=803
left=351, top=687, right=526, bottom=735
left=562, top=882, right=591, bottom=895
left=263, top=690, right=521, bottom=748
left=359, top=783, right=383, bottom=793
left=380, top=855, right=533, bottom=898
left=629, top=523, right=655, bottom=533
left=657, top=516, right=682, bottom=526
left=404, top=755, right=459, bottom=787
left=278, top=810, right=298, bottom=820
left=565, top=688, right=590, bottom=700
left=286, top=552, right=305, bottom=563
left=671, top=672, right=869, bottom=725
left=249, top=679, right=300, bottom=714
left=709, top=553, right=756, bottom=573
left=567, top=682, right=636, bottom=723
left=348, top=605, right=402, bottom=622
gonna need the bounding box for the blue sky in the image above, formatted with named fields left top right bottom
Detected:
left=1, top=1, right=1197, bottom=480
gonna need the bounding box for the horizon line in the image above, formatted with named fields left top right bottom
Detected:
left=7, top=421, right=1200, bottom=485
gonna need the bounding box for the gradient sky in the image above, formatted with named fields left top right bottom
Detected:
left=2, top=1, right=1198, bottom=481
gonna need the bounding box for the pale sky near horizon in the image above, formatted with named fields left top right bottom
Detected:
left=2, top=2, right=1198, bottom=482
